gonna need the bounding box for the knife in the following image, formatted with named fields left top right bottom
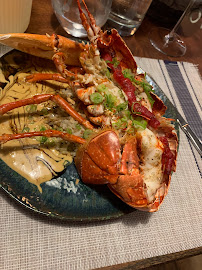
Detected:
left=176, top=114, right=202, bottom=156
left=144, top=71, right=202, bottom=156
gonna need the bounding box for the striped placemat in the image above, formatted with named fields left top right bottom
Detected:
left=0, top=45, right=201, bottom=270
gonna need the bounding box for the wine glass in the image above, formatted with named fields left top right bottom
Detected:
left=149, top=0, right=196, bottom=57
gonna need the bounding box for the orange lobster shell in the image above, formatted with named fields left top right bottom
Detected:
left=0, top=0, right=178, bottom=212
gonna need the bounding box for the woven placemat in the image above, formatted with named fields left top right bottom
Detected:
left=0, top=45, right=201, bottom=270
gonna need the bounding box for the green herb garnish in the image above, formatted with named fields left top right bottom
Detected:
left=22, top=126, right=30, bottom=133
left=122, top=69, right=155, bottom=107
left=112, top=119, right=122, bottom=129
left=40, top=108, right=48, bottom=115
left=97, top=84, right=108, bottom=93
left=26, top=104, right=37, bottom=113
left=104, top=93, right=117, bottom=110
left=106, top=57, right=120, bottom=68
left=90, top=92, right=104, bottom=104
left=132, top=117, right=147, bottom=130
left=40, top=126, right=46, bottom=131
left=76, top=124, right=81, bottom=130
left=116, top=102, right=128, bottom=112
left=83, top=129, right=93, bottom=139
left=66, top=128, right=72, bottom=134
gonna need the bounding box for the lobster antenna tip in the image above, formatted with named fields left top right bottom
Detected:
left=77, top=0, right=101, bottom=41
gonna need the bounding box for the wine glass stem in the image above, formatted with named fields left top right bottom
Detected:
left=169, top=0, right=196, bottom=37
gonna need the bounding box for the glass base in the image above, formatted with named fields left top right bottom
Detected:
left=149, top=27, right=186, bottom=57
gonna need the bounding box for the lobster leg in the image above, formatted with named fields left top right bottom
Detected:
left=26, top=73, right=69, bottom=83
left=52, top=52, right=78, bottom=79
left=26, top=52, right=78, bottom=83
left=0, top=94, right=93, bottom=129
left=0, top=130, right=86, bottom=145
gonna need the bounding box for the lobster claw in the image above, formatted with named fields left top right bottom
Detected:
left=0, top=33, right=85, bottom=66
left=75, top=130, right=120, bottom=185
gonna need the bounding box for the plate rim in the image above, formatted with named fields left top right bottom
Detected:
left=0, top=50, right=179, bottom=222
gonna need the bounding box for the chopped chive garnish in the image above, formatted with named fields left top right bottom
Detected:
left=132, top=117, right=147, bottom=130
left=116, top=102, right=128, bottom=112
left=97, top=84, right=108, bottom=93
left=40, top=126, right=46, bottom=131
left=40, top=136, right=48, bottom=144
left=40, top=108, right=48, bottom=115
left=105, top=93, right=117, bottom=109
left=26, top=104, right=37, bottom=113
left=76, top=124, right=81, bottom=130
left=122, top=69, right=155, bottom=107
left=90, top=92, right=104, bottom=104
left=83, top=129, right=93, bottom=139
left=22, top=126, right=30, bottom=133
left=127, top=128, right=135, bottom=134
left=36, top=136, right=48, bottom=144
left=66, top=128, right=72, bottom=134
left=121, top=116, right=128, bottom=122
left=57, top=127, right=63, bottom=132
left=103, top=69, right=111, bottom=79
left=112, top=119, right=122, bottom=129
left=122, top=110, right=132, bottom=120
left=111, top=58, right=120, bottom=68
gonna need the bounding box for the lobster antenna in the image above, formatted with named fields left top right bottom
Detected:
left=77, top=0, right=100, bottom=41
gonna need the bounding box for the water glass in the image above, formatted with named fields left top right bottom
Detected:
left=52, top=0, right=112, bottom=38
left=107, top=0, right=153, bottom=36
left=0, top=0, right=32, bottom=34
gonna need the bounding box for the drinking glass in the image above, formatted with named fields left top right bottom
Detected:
left=0, top=0, right=32, bottom=34
left=52, top=0, right=112, bottom=38
left=149, top=0, right=196, bottom=57
left=107, top=0, right=153, bottom=36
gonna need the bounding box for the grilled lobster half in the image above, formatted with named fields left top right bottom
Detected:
left=0, top=0, right=178, bottom=212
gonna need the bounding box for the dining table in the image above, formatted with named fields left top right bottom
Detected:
left=0, top=0, right=201, bottom=270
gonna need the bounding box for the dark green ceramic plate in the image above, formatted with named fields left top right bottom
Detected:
left=0, top=50, right=179, bottom=221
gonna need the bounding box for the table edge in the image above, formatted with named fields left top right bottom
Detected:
left=96, top=247, right=202, bottom=270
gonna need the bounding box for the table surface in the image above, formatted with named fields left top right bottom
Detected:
left=26, top=0, right=202, bottom=77
left=3, top=0, right=202, bottom=269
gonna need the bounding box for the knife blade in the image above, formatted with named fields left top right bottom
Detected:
left=176, top=113, right=202, bottom=156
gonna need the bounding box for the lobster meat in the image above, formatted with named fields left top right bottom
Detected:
left=0, top=0, right=178, bottom=212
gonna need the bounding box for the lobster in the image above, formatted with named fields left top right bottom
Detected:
left=0, top=0, right=178, bottom=212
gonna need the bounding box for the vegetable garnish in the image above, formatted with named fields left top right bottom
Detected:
left=26, top=104, right=37, bottom=113
left=122, top=69, right=155, bottom=107
left=101, top=53, right=160, bottom=129
left=104, top=93, right=117, bottom=110
left=106, top=57, right=120, bottom=68
left=116, top=102, right=128, bottom=112
left=66, top=128, right=72, bottom=134
left=83, top=129, right=93, bottom=139
left=22, top=126, right=30, bottom=133
left=90, top=92, right=104, bottom=104
left=97, top=84, right=108, bottom=93
left=132, top=116, right=147, bottom=130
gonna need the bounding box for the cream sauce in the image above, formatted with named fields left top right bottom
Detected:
left=0, top=69, right=73, bottom=192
